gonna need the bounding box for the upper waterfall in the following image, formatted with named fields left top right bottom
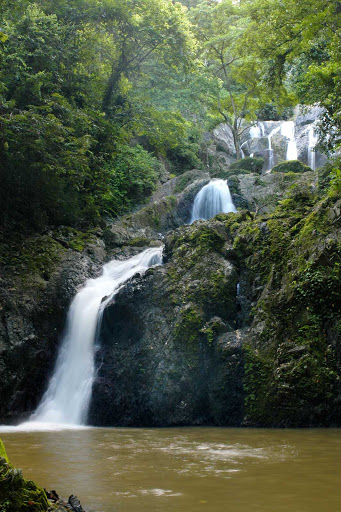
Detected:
left=29, top=247, right=163, bottom=428
left=307, top=124, right=318, bottom=171
left=190, top=179, right=236, bottom=223
left=281, top=121, right=298, bottom=160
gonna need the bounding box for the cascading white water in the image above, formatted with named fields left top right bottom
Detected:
left=267, top=125, right=281, bottom=170
left=308, top=124, right=318, bottom=170
left=30, top=247, right=163, bottom=428
left=259, top=122, right=265, bottom=137
left=250, top=124, right=261, bottom=139
left=281, top=120, right=298, bottom=160
left=190, top=179, right=236, bottom=223
left=250, top=122, right=265, bottom=139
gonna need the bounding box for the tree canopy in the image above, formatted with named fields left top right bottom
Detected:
left=0, top=0, right=340, bottom=234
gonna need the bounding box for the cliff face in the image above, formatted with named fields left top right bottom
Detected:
left=239, top=195, right=341, bottom=426
left=0, top=180, right=210, bottom=425
left=0, top=231, right=106, bottom=424
left=1, top=165, right=340, bottom=428
left=89, top=219, right=244, bottom=426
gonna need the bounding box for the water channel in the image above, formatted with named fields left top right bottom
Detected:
left=1, top=427, right=341, bottom=512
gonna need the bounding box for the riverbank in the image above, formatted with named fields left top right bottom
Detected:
left=1, top=438, right=88, bottom=512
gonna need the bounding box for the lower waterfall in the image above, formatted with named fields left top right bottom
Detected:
left=29, top=247, right=163, bottom=428
left=190, top=179, right=236, bottom=223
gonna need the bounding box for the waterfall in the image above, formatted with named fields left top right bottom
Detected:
left=281, top=121, right=298, bottom=160
left=250, top=122, right=265, bottom=139
left=30, top=247, right=163, bottom=428
left=267, top=126, right=281, bottom=170
left=190, top=179, right=236, bottom=223
left=250, top=124, right=261, bottom=139
left=308, top=124, right=318, bottom=170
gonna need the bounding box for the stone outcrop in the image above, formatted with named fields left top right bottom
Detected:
left=88, top=218, right=245, bottom=426
left=212, top=107, right=328, bottom=173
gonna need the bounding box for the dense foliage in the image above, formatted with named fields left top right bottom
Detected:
left=0, top=0, right=199, bottom=233
left=0, top=0, right=340, bottom=235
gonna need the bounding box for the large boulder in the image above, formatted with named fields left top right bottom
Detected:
left=88, top=218, right=245, bottom=427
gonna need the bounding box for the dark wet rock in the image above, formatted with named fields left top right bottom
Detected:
left=68, top=495, right=85, bottom=512
left=234, top=196, right=341, bottom=427
left=0, top=233, right=105, bottom=424
left=89, top=218, right=245, bottom=427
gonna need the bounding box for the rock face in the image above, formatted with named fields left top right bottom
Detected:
left=88, top=219, right=244, bottom=426
left=0, top=231, right=105, bottom=424
left=1, top=151, right=340, bottom=429
left=235, top=195, right=341, bottom=427
left=213, top=107, right=328, bottom=173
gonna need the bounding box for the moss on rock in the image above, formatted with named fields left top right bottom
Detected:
left=0, top=439, right=8, bottom=463
left=230, top=157, right=264, bottom=174
left=271, top=160, right=312, bottom=173
left=234, top=186, right=341, bottom=426
left=0, top=438, right=48, bottom=512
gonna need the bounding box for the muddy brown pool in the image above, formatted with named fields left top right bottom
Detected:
left=1, top=427, right=341, bottom=512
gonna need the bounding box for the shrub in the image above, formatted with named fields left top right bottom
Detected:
left=230, top=156, right=264, bottom=174
left=272, top=160, right=312, bottom=173
left=102, top=145, right=160, bottom=216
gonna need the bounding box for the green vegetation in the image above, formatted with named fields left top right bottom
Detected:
left=230, top=157, right=264, bottom=174
left=271, top=160, right=312, bottom=174
left=1, top=0, right=340, bottom=237
left=0, top=0, right=199, bottom=235
left=0, top=439, right=8, bottom=463
left=0, top=438, right=48, bottom=512
left=235, top=170, right=341, bottom=426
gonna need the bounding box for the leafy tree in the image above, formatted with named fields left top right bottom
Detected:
left=240, top=0, right=341, bottom=151
left=102, top=144, right=160, bottom=215
left=189, top=0, right=290, bottom=158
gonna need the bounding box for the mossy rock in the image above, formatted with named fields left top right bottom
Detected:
left=174, top=170, right=207, bottom=194
left=236, top=191, right=341, bottom=426
left=211, top=168, right=251, bottom=180
left=272, top=160, right=313, bottom=173
left=0, top=438, right=8, bottom=463
left=227, top=175, right=240, bottom=195
left=0, top=440, right=48, bottom=512
left=230, top=157, right=264, bottom=174
left=127, top=237, right=151, bottom=247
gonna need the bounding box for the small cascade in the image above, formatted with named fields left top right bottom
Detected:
left=267, top=126, right=281, bottom=170
left=250, top=124, right=262, bottom=139
left=281, top=121, right=298, bottom=160
left=30, top=247, right=163, bottom=427
left=308, top=124, right=318, bottom=170
left=250, top=122, right=265, bottom=139
left=191, top=179, right=236, bottom=223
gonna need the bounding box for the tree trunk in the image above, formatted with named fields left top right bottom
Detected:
left=102, top=49, right=128, bottom=114
left=232, top=119, right=241, bottom=160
